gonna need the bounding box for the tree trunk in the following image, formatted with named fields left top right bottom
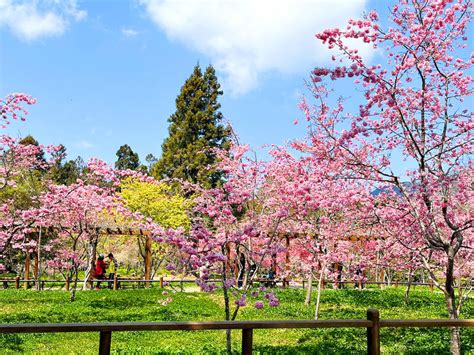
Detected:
left=383, top=269, right=389, bottom=288
left=404, top=269, right=412, bottom=306
left=446, top=290, right=461, bottom=355
left=271, top=253, right=277, bottom=280
left=445, top=254, right=461, bottom=355
left=375, top=251, right=379, bottom=283
left=35, top=228, right=42, bottom=291
left=83, top=235, right=98, bottom=290
left=222, top=262, right=232, bottom=355
left=242, top=257, right=253, bottom=290
left=450, top=325, right=461, bottom=355
left=305, top=274, right=313, bottom=306
left=314, top=268, right=325, bottom=320
left=70, top=268, right=79, bottom=302
left=237, top=251, right=245, bottom=288
left=284, top=236, right=290, bottom=288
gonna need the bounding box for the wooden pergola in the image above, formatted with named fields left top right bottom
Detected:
left=24, top=225, right=156, bottom=288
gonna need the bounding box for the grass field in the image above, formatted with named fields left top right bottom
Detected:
left=0, top=286, right=472, bottom=354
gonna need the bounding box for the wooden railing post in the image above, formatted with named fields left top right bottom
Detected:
left=159, top=277, right=164, bottom=288
left=65, top=277, right=70, bottom=291
left=367, top=309, right=380, bottom=355
left=113, top=274, right=118, bottom=290
left=99, top=331, right=112, bottom=355
left=242, top=328, right=253, bottom=355
left=15, top=276, right=20, bottom=289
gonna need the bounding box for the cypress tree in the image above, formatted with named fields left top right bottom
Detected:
left=153, top=64, right=230, bottom=188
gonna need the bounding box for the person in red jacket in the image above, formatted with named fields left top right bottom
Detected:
left=95, top=254, right=106, bottom=289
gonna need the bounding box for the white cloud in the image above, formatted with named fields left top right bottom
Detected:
left=0, top=0, right=86, bottom=41
left=75, top=140, right=94, bottom=150
left=121, top=28, right=139, bottom=37
left=140, top=0, right=372, bottom=96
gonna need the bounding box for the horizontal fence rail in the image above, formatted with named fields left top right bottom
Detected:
left=0, top=277, right=222, bottom=290
left=0, top=319, right=373, bottom=333
left=1, top=277, right=472, bottom=294
left=3, top=277, right=467, bottom=287
left=1, top=309, right=473, bottom=355
left=380, top=319, right=474, bottom=327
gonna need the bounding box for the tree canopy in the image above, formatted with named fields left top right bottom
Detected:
left=152, top=65, right=231, bottom=188
left=119, top=178, right=191, bottom=230
left=115, top=144, right=140, bottom=171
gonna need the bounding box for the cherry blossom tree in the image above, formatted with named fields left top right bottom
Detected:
left=39, top=180, right=119, bottom=298
left=160, top=144, right=302, bottom=354
left=163, top=142, right=378, bottom=351
left=296, top=1, right=473, bottom=352
left=0, top=93, right=36, bottom=129
left=261, top=146, right=378, bottom=319
left=0, top=94, right=52, bottom=273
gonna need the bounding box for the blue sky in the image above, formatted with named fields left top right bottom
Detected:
left=1, top=0, right=386, bottom=164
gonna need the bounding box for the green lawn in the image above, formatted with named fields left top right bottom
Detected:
left=0, top=286, right=472, bottom=354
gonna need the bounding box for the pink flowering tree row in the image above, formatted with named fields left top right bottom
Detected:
left=160, top=142, right=382, bottom=353
left=295, top=0, right=473, bottom=352
left=0, top=94, right=173, bottom=299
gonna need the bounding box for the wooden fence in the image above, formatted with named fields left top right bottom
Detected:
left=0, top=277, right=212, bottom=290
left=0, top=309, right=473, bottom=354
left=1, top=276, right=468, bottom=291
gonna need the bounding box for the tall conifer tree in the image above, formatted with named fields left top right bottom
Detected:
left=153, top=64, right=230, bottom=188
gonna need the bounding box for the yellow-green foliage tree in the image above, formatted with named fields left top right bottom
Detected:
left=119, top=178, right=191, bottom=277
left=120, top=178, right=190, bottom=230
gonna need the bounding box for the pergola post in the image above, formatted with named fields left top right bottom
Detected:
left=144, top=236, right=152, bottom=288
left=34, top=251, right=39, bottom=290
left=24, top=252, right=30, bottom=289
